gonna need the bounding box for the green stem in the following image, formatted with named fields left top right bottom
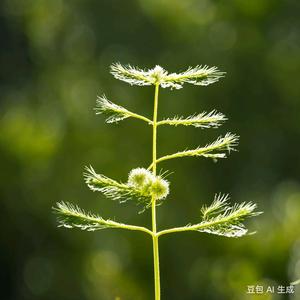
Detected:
left=113, top=223, right=153, bottom=236
left=125, top=110, right=153, bottom=125
left=152, top=83, right=161, bottom=300
left=157, top=225, right=197, bottom=237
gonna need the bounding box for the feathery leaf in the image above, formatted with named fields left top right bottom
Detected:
left=95, top=95, right=152, bottom=124
left=54, top=202, right=153, bottom=235
left=163, top=65, right=225, bottom=89
left=197, top=195, right=261, bottom=237
left=54, top=201, right=122, bottom=231
left=157, top=110, right=226, bottom=128
left=110, top=63, right=224, bottom=89
left=154, top=133, right=239, bottom=166
left=158, top=194, right=262, bottom=238
left=110, top=63, right=159, bottom=86
left=201, top=193, right=230, bottom=220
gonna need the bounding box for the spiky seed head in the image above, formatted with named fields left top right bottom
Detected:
left=149, top=176, right=169, bottom=200
left=128, top=168, right=153, bottom=187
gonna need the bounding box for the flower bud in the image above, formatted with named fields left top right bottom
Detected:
left=128, top=168, right=153, bottom=187
left=128, top=168, right=169, bottom=200
left=149, top=176, right=169, bottom=200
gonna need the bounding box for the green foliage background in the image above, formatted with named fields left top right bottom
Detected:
left=1, top=0, right=300, bottom=299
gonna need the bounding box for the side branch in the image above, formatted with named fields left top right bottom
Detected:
left=54, top=202, right=153, bottom=236
left=121, top=110, right=152, bottom=124
left=157, top=212, right=256, bottom=238
left=157, top=195, right=261, bottom=238
left=148, top=133, right=239, bottom=169
left=95, top=95, right=152, bottom=125
left=157, top=225, right=197, bottom=237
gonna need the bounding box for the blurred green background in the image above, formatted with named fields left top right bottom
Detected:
left=1, top=0, right=300, bottom=299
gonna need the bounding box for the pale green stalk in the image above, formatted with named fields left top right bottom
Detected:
left=152, top=83, right=161, bottom=300
left=122, top=110, right=152, bottom=124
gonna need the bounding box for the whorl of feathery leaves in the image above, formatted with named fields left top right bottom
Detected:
left=110, top=63, right=225, bottom=89
left=157, top=110, right=227, bottom=128
left=196, top=194, right=261, bottom=237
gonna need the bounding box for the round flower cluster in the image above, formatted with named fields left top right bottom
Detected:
left=128, top=168, right=169, bottom=200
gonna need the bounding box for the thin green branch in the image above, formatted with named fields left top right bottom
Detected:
left=95, top=95, right=152, bottom=124
left=54, top=201, right=153, bottom=236
left=157, top=110, right=226, bottom=128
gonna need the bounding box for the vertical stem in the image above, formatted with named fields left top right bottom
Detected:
left=152, top=84, right=159, bottom=176
left=152, top=83, right=160, bottom=300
